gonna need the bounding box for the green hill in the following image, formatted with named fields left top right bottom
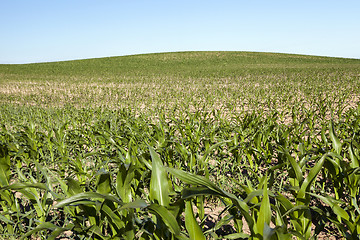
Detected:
left=0, top=51, right=359, bottom=111
left=1, top=51, right=359, bottom=81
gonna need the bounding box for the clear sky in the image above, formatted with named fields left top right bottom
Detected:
left=1, top=0, right=359, bottom=63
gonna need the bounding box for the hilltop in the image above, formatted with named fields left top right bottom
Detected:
left=0, top=51, right=359, bottom=112
left=1, top=51, right=359, bottom=81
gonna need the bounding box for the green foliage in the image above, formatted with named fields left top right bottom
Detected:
left=0, top=51, right=359, bottom=239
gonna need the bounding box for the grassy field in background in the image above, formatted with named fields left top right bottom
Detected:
left=1, top=51, right=359, bottom=112
left=0, top=52, right=360, bottom=239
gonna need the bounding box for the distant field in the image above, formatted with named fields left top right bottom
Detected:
left=1, top=51, right=359, bottom=113
left=0, top=52, right=360, bottom=239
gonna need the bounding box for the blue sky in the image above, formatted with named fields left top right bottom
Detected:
left=1, top=0, right=359, bottom=63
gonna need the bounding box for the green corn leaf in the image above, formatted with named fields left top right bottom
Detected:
left=285, top=151, right=303, bottom=184
left=47, top=170, right=67, bottom=198
left=276, top=192, right=295, bottom=218
left=309, top=193, right=349, bottom=221
left=199, top=140, right=231, bottom=162
left=221, top=233, right=250, bottom=239
left=63, top=200, right=94, bottom=205
left=182, top=187, right=224, bottom=199
left=88, top=225, right=108, bottom=240
left=166, top=167, right=254, bottom=232
left=244, top=189, right=263, bottom=203
left=272, top=226, right=292, bottom=240
left=19, top=222, right=64, bottom=240
left=329, top=122, right=342, bottom=155
left=101, top=202, right=124, bottom=230
left=352, top=196, right=360, bottom=215
left=34, top=162, right=52, bottom=189
left=297, top=153, right=327, bottom=203
left=281, top=205, right=308, bottom=218
left=256, top=179, right=271, bottom=238
left=263, top=222, right=276, bottom=240
left=239, top=179, right=258, bottom=204
left=119, top=199, right=148, bottom=210
left=47, top=224, right=74, bottom=240
left=356, top=215, right=360, bottom=233
left=274, top=207, right=285, bottom=227
left=0, top=182, right=47, bottom=191
left=149, top=146, right=170, bottom=207
left=288, top=230, right=307, bottom=240
left=125, top=139, right=134, bottom=165
left=211, top=214, right=233, bottom=232
left=97, top=172, right=112, bottom=194
left=54, top=192, right=121, bottom=208
left=116, top=164, right=134, bottom=203
left=148, top=203, right=181, bottom=236
left=349, top=142, right=359, bottom=168
left=0, top=213, right=13, bottom=224
left=66, top=178, right=82, bottom=196
left=185, top=200, right=206, bottom=240
left=167, top=167, right=227, bottom=195
left=0, top=144, right=10, bottom=187
left=196, top=196, right=205, bottom=220
left=321, top=126, right=329, bottom=146
left=324, top=152, right=342, bottom=169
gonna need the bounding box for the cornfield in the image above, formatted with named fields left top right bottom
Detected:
left=0, top=52, right=360, bottom=239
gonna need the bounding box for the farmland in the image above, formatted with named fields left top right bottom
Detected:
left=0, top=51, right=360, bottom=239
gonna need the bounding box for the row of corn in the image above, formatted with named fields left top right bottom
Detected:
left=0, top=105, right=359, bottom=239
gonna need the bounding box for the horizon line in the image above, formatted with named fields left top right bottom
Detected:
left=1, top=50, right=360, bottom=65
